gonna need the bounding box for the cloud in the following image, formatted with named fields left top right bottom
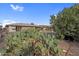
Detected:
left=2, top=19, right=17, bottom=27
left=10, top=4, right=24, bottom=12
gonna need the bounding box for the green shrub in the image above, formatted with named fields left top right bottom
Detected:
left=50, top=4, right=79, bottom=41
left=3, top=28, right=60, bottom=56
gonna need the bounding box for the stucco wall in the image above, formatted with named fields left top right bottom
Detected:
left=8, top=26, right=16, bottom=32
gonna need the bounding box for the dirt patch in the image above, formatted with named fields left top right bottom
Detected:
left=58, top=40, right=79, bottom=56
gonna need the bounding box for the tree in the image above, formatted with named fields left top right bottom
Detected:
left=50, top=4, right=79, bottom=41
left=30, top=23, right=34, bottom=25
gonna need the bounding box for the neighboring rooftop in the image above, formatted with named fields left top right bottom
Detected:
left=5, top=23, right=51, bottom=28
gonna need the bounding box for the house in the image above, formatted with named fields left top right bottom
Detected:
left=5, top=23, right=53, bottom=32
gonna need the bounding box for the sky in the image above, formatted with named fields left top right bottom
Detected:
left=0, top=3, right=75, bottom=27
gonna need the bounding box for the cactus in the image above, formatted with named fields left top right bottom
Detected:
left=3, top=28, right=60, bottom=56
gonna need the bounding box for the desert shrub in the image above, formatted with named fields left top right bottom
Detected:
left=3, top=28, right=60, bottom=56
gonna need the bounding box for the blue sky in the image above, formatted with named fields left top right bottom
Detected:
left=0, top=3, right=75, bottom=27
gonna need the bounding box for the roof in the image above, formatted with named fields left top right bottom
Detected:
left=5, top=23, right=51, bottom=28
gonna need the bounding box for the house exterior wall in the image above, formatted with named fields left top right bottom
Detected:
left=7, top=26, right=16, bottom=32
left=5, top=25, right=53, bottom=32
left=21, top=26, right=35, bottom=30
left=6, top=26, right=36, bottom=32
